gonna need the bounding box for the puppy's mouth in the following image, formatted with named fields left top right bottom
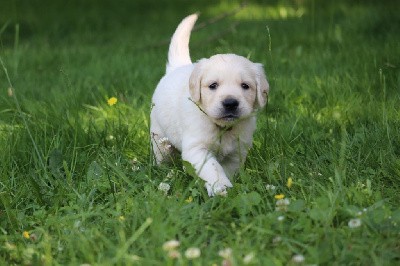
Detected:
left=219, top=113, right=240, bottom=122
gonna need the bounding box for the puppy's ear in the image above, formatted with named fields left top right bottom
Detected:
left=189, top=60, right=204, bottom=103
left=254, top=63, right=269, bottom=108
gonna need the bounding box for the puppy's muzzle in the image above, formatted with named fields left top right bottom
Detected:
left=220, top=97, right=240, bottom=121
left=222, top=98, right=239, bottom=111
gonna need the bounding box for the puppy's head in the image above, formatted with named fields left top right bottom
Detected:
left=189, top=54, right=269, bottom=126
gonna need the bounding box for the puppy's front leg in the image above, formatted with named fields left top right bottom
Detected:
left=182, top=146, right=233, bottom=196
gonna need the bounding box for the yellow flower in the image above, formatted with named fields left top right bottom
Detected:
left=22, top=231, right=30, bottom=239
left=118, top=215, right=125, bottom=221
left=274, top=194, right=285, bottom=200
left=287, top=177, right=293, bottom=188
left=107, top=97, right=118, bottom=106
left=185, top=196, right=193, bottom=203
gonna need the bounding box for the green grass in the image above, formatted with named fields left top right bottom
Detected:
left=1, top=0, right=399, bottom=265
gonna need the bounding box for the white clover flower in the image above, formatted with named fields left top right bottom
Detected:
left=158, top=137, right=169, bottom=144
left=291, top=254, right=305, bottom=264
left=167, top=170, right=176, bottom=179
left=131, top=158, right=140, bottom=171
left=158, top=182, right=170, bottom=194
left=185, top=247, right=201, bottom=259
left=128, top=255, right=141, bottom=262
left=243, top=252, right=255, bottom=264
left=277, top=215, right=285, bottom=222
left=158, top=137, right=172, bottom=150
left=348, top=218, right=362, bottom=228
left=275, top=198, right=290, bottom=212
left=276, top=198, right=290, bottom=206
left=22, top=247, right=35, bottom=264
left=218, top=248, right=233, bottom=259
left=162, top=240, right=180, bottom=251
left=266, top=184, right=276, bottom=191
left=5, top=242, right=16, bottom=251
left=57, top=242, right=64, bottom=252
left=168, top=250, right=181, bottom=259
left=272, top=236, right=282, bottom=245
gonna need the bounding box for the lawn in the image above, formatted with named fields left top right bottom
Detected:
left=0, top=0, right=399, bottom=265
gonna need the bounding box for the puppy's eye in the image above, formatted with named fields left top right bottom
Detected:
left=241, top=83, right=250, bottom=90
left=209, top=82, right=218, bottom=90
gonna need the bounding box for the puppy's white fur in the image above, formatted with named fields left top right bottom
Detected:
left=150, top=14, right=269, bottom=196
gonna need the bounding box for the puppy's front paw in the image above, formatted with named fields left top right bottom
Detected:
left=205, top=179, right=232, bottom=197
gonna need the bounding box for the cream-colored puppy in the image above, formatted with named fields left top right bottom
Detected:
left=150, top=14, right=269, bottom=196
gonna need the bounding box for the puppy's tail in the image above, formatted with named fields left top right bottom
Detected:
left=166, top=13, right=198, bottom=74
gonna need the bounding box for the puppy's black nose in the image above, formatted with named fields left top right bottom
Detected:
left=222, top=98, right=239, bottom=111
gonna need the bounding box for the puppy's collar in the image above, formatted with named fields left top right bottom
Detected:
left=188, top=97, right=208, bottom=116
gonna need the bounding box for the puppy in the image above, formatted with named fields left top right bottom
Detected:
left=150, top=14, right=269, bottom=196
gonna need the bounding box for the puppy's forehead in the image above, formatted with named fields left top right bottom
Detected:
left=203, top=54, right=256, bottom=79
left=207, top=54, right=254, bottom=67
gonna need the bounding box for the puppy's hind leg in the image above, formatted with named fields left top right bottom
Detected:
left=150, top=123, right=175, bottom=165
left=150, top=133, right=164, bottom=165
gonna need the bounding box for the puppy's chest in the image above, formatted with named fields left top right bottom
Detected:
left=210, top=133, right=242, bottom=160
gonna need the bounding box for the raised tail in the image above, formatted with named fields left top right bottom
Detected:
left=166, top=13, right=198, bottom=74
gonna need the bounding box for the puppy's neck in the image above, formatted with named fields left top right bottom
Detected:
left=216, top=124, right=233, bottom=132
